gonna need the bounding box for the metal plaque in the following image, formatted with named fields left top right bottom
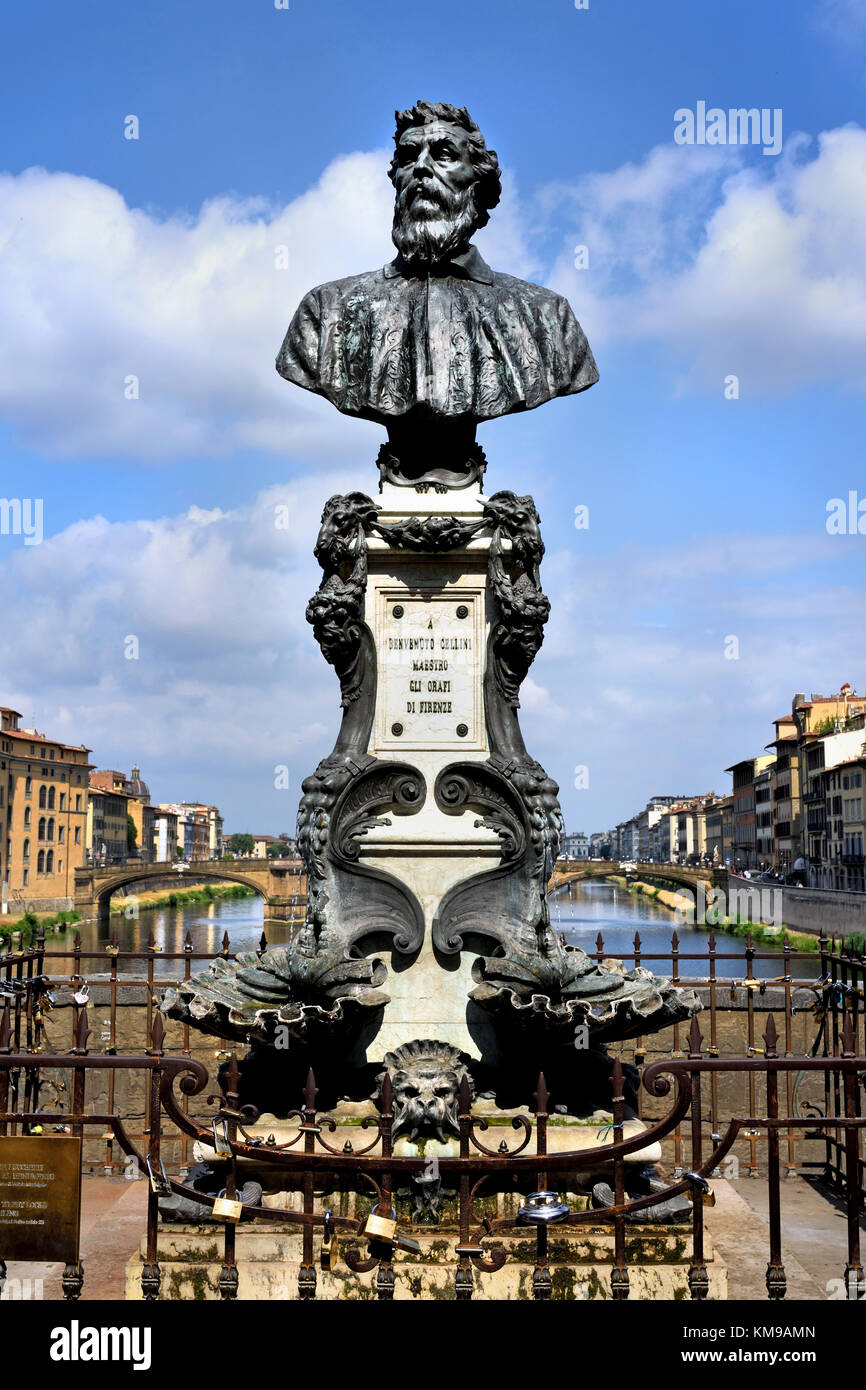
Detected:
left=0, top=1135, right=82, bottom=1262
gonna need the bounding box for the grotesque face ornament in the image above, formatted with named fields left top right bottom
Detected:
left=381, top=1039, right=474, bottom=1142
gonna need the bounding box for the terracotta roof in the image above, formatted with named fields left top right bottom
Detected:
left=6, top=728, right=92, bottom=756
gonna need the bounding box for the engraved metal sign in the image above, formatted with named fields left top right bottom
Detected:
left=0, top=1135, right=82, bottom=1262
left=375, top=587, right=485, bottom=751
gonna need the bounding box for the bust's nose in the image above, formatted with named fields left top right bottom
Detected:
left=412, top=146, right=435, bottom=178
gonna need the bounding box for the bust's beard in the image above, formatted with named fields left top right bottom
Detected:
left=391, top=182, right=480, bottom=271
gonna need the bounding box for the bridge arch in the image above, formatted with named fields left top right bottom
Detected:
left=74, top=859, right=306, bottom=928
left=548, top=861, right=717, bottom=897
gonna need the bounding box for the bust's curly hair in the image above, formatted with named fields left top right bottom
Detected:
left=388, top=100, right=502, bottom=228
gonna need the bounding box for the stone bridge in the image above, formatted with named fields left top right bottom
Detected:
left=74, top=859, right=307, bottom=926
left=548, top=861, right=722, bottom=896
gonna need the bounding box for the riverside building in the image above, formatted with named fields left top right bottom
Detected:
left=0, top=706, right=91, bottom=913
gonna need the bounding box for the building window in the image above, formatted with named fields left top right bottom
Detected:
left=60, top=792, right=66, bottom=810
left=74, top=826, right=81, bottom=845
left=38, top=817, right=46, bottom=841
left=46, top=850, right=54, bottom=873
left=25, top=775, right=31, bottom=797
left=22, top=838, right=29, bottom=859
left=57, top=826, right=64, bottom=843
left=22, top=867, right=28, bottom=887
left=47, top=818, right=55, bottom=842
left=75, top=794, right=81, bottom=811
left=23, top=807, right=30, bottom=828
left=38, top=786, right=46, bottom=808
left=37, top=849, right=45, bottom=873
left=47, top=786, right=55, bottom=810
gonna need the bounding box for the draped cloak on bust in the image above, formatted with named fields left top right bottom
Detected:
left=276, top=244, right=598, bottom=425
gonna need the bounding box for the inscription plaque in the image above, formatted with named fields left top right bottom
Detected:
left=376, top=588, right=484, bottom=751
left=0, top=1135, right=82, bottom=1262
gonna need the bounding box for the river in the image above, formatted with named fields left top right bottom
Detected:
left=59, top=880, right=818, bottom=982
left=550, top=880, right=817, bottom=980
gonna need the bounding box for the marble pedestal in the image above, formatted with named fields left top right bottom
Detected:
left=359, top=482, right=500, bottom=1060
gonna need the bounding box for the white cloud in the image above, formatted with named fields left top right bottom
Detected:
left=815, top=0, right=866, bottom=44
left=0, top=156, right=533, bottom=462
left=548, top=126, right=866, bottom=393
left=2, top=125, right=864, bottom=464
left=3, top=483, right=862, bottom=832
left=0, top=470, right=372, bottom=823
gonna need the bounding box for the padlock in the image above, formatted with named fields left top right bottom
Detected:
left=363, top=1203, right=397, bottom=1242
left=213, top=1195, right=243, bottom=1223
left=73, top=983, right=90, bottom=1006
left=145, top=1155, right=172, bottom=1196
left=320, top=1208, right=336, bottom=1269
left=392, top=1232, right=422, bottom=1254
left=211, top=1115, right=232, bottom=1157
left=683, top=1172, right=715, bottom=1207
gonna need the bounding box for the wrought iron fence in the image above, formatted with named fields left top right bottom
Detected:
left=1, top=923, right=864, bottom=1301
left=1, top=924, right=863, bottom=1185
left=0, top=1005, right=863, bottom=1301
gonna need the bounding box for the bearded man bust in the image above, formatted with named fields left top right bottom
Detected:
left=276, top=100, right=598, bottom=490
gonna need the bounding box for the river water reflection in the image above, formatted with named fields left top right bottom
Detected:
left=550, top=880, right=817, bottom=981
left=59, top=880, right=819, bottom=983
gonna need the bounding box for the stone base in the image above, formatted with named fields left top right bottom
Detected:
left=124, top=1223, right=726, bottom=1301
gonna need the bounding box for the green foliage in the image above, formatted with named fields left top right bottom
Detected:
left=0, top=906, right=81, bottom=947
left=127, top=813, right=138, bottom=848
left=108, top=881, right=256, bottom=914
left=228, top=833, right=255, bottom=857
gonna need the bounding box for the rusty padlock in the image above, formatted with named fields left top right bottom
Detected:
left=213, top=1193, right=243, bottom=1223
left=363, top=1202, right=397, bottom=1243
left=320, top=1208, right=336, bottom=1269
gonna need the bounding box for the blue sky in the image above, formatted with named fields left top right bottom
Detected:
left=1, top=0, right=865, bottom=835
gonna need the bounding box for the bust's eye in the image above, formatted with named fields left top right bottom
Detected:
left=402, top=1085, right=420, bottom=1098
left=432, top=143, right=456, bottom=160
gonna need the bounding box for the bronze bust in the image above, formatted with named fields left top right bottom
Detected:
left=276, top=100, right=598, bottom=489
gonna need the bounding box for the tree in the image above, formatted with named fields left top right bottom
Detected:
left=228, top=833, right=255, bottom=857
left=127, top=814, right=138, bottom=851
